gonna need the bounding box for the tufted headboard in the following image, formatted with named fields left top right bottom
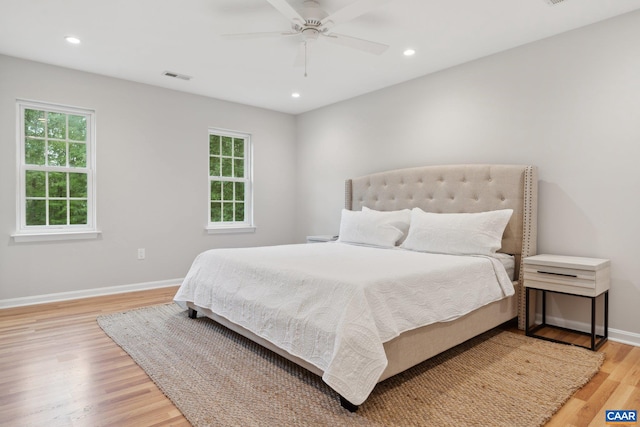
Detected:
left=344, top=164, right=538, bottom=329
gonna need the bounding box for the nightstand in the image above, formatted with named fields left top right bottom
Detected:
left=306, top=235, right=338, bottom=243
left=523, top=254, right=610, bottom=351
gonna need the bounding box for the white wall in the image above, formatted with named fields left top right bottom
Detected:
left=2, top=11, right=639, bottom=341
left=295, top=11, right=640, bottom=339
left=0, top=55, right=297, bottom=300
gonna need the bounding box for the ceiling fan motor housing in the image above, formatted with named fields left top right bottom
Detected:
left=301, top=0, right=328, bottom=24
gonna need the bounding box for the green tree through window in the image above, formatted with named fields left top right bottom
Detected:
left=208, top=129, right=252, bottom=231
left=17, top=101, right=95, bottom=234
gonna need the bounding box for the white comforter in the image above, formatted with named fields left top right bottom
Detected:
left=174, top=242, right=514, bottom=405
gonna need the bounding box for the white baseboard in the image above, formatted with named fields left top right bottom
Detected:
left=608, top=328, right=640, bottom=348
left=535, top=314, right=640, bottom=348
left=0, top=279, right=183, bottom=309
left=3, top=286, right=639, bottom=347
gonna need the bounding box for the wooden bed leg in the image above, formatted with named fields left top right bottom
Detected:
left=339, top=395, right=359, bottom=412
left=188, top=308, right=197, bottom=319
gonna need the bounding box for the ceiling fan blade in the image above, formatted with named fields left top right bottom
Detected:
left=321, top=0, right=390, bottom=27
left=265, top=0, right=305, bottom=24
left=221, top=31, right=298, bottom=40
left=323, top=32, right=389, bottom=55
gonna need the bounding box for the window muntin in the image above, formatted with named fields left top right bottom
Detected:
left=208, top=129, right=252, bottom=230
left=17, top=101, right=96, bottom=235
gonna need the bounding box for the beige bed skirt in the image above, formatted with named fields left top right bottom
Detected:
left=187, top=283, right=517, bottom=385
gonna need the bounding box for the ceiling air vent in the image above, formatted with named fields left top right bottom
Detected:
left=162, top=71, right=192, bottom=81
left=544, top=0, right=568, bottom=5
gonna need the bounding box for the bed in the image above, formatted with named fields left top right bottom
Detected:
left=174, top=164, right=538, bottom=411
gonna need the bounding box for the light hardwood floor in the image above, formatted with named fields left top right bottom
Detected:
left=0, top=287, right=638, bottom=426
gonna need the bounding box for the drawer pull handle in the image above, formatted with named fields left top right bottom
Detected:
left=537, top=270, right=578, bottom=278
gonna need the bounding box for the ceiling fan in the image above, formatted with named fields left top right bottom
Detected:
left=222, top=0, right=391, bottom=76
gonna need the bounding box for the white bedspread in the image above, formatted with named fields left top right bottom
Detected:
left=174, top=242, right=514, bottom=405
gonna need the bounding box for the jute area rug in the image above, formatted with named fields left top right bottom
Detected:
left=98, top=304, right=604, bottom=427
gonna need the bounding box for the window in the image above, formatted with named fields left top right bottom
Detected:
left=14, top=100, right=98, bottom=242
left=207, top=128, right=254, bottom=233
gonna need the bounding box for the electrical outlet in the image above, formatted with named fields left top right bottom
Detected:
left=137, top=248, right=145, bottom=260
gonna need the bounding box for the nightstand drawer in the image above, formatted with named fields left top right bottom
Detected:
left=523, top=254, right=610, bottom=297
left=523, top=266, right=597, bottom=289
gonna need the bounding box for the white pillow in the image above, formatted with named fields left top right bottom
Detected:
left=400, top=208, right=513, bottom=255
left=337, top=209, right=404, bottom=248
left=361, top=207, right=411, bottom=242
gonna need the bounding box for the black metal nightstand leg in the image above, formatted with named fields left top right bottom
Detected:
left=541, top=290, right=547, bottom=325
left=524, top=286, right=608, bottom=351
left=525, top=287, right=530, bottom=334
left=591, top=296, right=596, bottom=350
left=604, top=291, right=609, bottom=341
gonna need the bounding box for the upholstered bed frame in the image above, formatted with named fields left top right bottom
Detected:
left=188, top=164, right=538, bottom=411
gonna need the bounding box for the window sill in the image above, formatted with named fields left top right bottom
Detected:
left=206, top=226, right=256, bottom=235
left=11, top=230, right=102, bottom=243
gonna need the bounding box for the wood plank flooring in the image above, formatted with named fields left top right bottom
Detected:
left=0, top=287, right=189, bottom=427
left=0, top=287, right=638, bottom=426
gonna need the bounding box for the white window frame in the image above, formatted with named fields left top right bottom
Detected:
left=206, top=128, right=255, bottom=234
left=13, top=99, right=99, bottom=242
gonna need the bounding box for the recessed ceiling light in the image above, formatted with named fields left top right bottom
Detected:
left=65, top=36, right=81, bottom=45
left=291, top=92, right=301, bottom=98
left=403, top=49, right=416, bottom=57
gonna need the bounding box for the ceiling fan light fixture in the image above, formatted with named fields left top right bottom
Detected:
left=403, top=48, right=416, bottom=56
left=302, top=27, right=320, bottom=41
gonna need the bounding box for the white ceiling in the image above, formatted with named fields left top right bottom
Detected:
left=2, top=0, right=640, bottom=114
